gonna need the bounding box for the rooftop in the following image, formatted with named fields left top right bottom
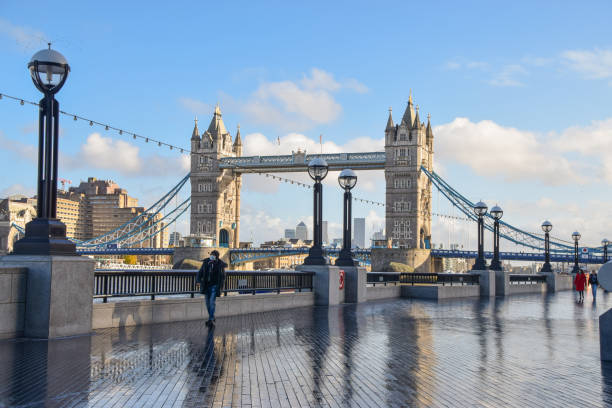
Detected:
left=0, top=291, right=611, bottom=407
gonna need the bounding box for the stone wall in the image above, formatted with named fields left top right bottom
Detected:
left=367, top=285, right=402, bottom=300
left=0, top=267, right=27, bottom=339
left=92, top=292, right=314, bottom=329
left=371, top=248, right=431, bottom=273
left=173, top=246, right=230, bottom=268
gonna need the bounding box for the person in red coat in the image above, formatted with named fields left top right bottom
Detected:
left=574, top=269, right=587, bottom=303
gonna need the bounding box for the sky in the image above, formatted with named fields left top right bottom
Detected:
left=1, top=1, right=612, bottom=250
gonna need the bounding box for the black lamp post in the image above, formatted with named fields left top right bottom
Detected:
left=602, top=238, right=609, bottom=263
left=540, top=220, right=553, bottom=272
left=335, top=169, right=358, bottom=266
left=471, top=201, right=488, bottom=270
left=303, top=158, right=329, bottom=265
left=13, top=44, right=76, bottom=255
left=489, top=205, right=503, bottom=271
left=571, top=231, right=581, bottom=274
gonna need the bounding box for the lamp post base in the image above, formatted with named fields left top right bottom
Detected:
left=571, top=264, right=581, bottom=274
left=12, top=218, right=76, bottom=256
left=335, top=249, right=359, bottom=266
left=303, top=245, right=329, bottom=266
left=489, top=259, right=502, bottom=271
left=472, top=257, right=488, bottom=271
left=540, top=262, right=553, bottom=273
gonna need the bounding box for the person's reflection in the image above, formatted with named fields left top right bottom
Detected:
left=198, top=325, right=217, bottom=396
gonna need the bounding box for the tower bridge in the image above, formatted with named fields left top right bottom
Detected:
left=190, top=94, right=433, bottom=252
left=37, top=94, right=606, bottom=269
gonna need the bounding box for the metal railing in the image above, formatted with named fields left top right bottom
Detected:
left=94, top=269, right=314, bottom=302
left=508, top=274, right=547, bottom=284
left=367, top=272, right=479, bottom=286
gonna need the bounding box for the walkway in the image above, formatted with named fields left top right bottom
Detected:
left=1, top=290, right=612, bottom=407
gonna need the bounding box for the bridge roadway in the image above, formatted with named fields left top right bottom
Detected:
left=77, top=247, right=605, bottom=264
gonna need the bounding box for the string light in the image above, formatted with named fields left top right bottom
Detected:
left=89, top=121, right=93, bottom=126
left=105, top=125, right=109, bottom=131
left=73, top=115, right=77, bottom=121
left=20, top=100, right=24, bottom=105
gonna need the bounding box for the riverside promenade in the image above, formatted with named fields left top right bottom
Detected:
left=1, top=290, right=612, bottom=407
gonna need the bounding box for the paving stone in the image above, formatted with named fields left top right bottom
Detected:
left=1, top=291, right=612, bottom=406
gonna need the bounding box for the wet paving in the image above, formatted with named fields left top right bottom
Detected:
left=2, top=290, right=612, bottom=407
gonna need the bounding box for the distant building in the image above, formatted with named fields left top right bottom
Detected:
left=168, top=231, right=182, bottom=247
left=322, top=221, right=328, bottom=245
left=284, top=228, right=296, bottom=239
left=331, top=238, right=342, bottom=248
left=0, top=195, right=36, bottom=254
left=296, top=221, right=308, bottom=241
left=353, top=218, right=365, bottom=248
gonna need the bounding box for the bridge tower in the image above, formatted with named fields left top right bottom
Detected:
left=384, top=93, right=433, bottom=250
left=189, top=105, right=242, bottom=248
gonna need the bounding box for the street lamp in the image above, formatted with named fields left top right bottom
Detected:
left=489, top=205, right=503, bottom=271
left=335, top=169, right=358, bottom=266
left=602, top=238, right=610, bottom=263
left=303, top=158, right=329, bottom=265
left=540, top=221, right=553, bottom=272
left=13, top=44, right=76, bottom=255
left=571, top=231, right=581, bottom=274
left=471, top=201, right=488, bottom=270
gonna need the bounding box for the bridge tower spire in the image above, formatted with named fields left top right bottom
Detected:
left=190, top=104, right=242, bottom=249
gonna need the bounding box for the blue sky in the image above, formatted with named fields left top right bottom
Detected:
left=1, top=1, right=612, bottom=249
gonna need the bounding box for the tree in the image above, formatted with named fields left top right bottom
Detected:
left=123, top=255, right=137, bottom=265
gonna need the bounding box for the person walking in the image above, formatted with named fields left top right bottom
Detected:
left=589, top=271, right=599, bottom=302
left=197, top=250, right=227, bottom=327
left=574, top=269, right=587, bottom=303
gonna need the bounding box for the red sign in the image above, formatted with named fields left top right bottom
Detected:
left=339, top=270, right=345, bottom=290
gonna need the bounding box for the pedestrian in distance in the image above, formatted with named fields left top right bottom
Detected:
left=574, top=269, right=587, bottom=303
left=197, top=250, right=227, bottom=327
left=589, top=270, right=599, bottom=302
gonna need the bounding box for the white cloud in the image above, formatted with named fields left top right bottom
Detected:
left=562, top=48, right=612, bottom=80
left=486, top=64, right=527, bottom=87
left=550, top=118, right=612, bottom=183
left=0, top=18, right=47, bottom=51
left=0, top=131, right=37, bottom=162
left=231, top=68, right=367, bottom=131
left=434, top=118, right=582, bottom=185
left=178, top=97, right=212, bottom=116
left=0, top=184, right=35, bottom=198
left=62, top=133, right=189, bottom=177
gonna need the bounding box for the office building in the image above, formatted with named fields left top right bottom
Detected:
left=353, top=217, right=365, bottom=248
left=296, top=221, right=308, bottom=241
left=284, top=228, right=296, bottom=239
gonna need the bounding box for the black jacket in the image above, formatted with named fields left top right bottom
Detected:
left=197, top=258, right=227, bottom=294
left=589, top=274, right=598, bottom=285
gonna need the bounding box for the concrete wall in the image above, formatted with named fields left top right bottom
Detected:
left=366, top=284, right=402, bottom=300
left=496, top=272, right=546, bottom=296
left=401, top=284, right=480, bottom=300
left=0, top=267, right=26, bottom=339
left=92, top=292, right=314, bottom=329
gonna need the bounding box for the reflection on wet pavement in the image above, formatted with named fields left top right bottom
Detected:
left=1, top=290, right=612, bottom=407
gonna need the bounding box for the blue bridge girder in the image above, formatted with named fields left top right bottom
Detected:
left=430, top=249, right=604, bottom=264
left=77, top=248, right=174, bottom=256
